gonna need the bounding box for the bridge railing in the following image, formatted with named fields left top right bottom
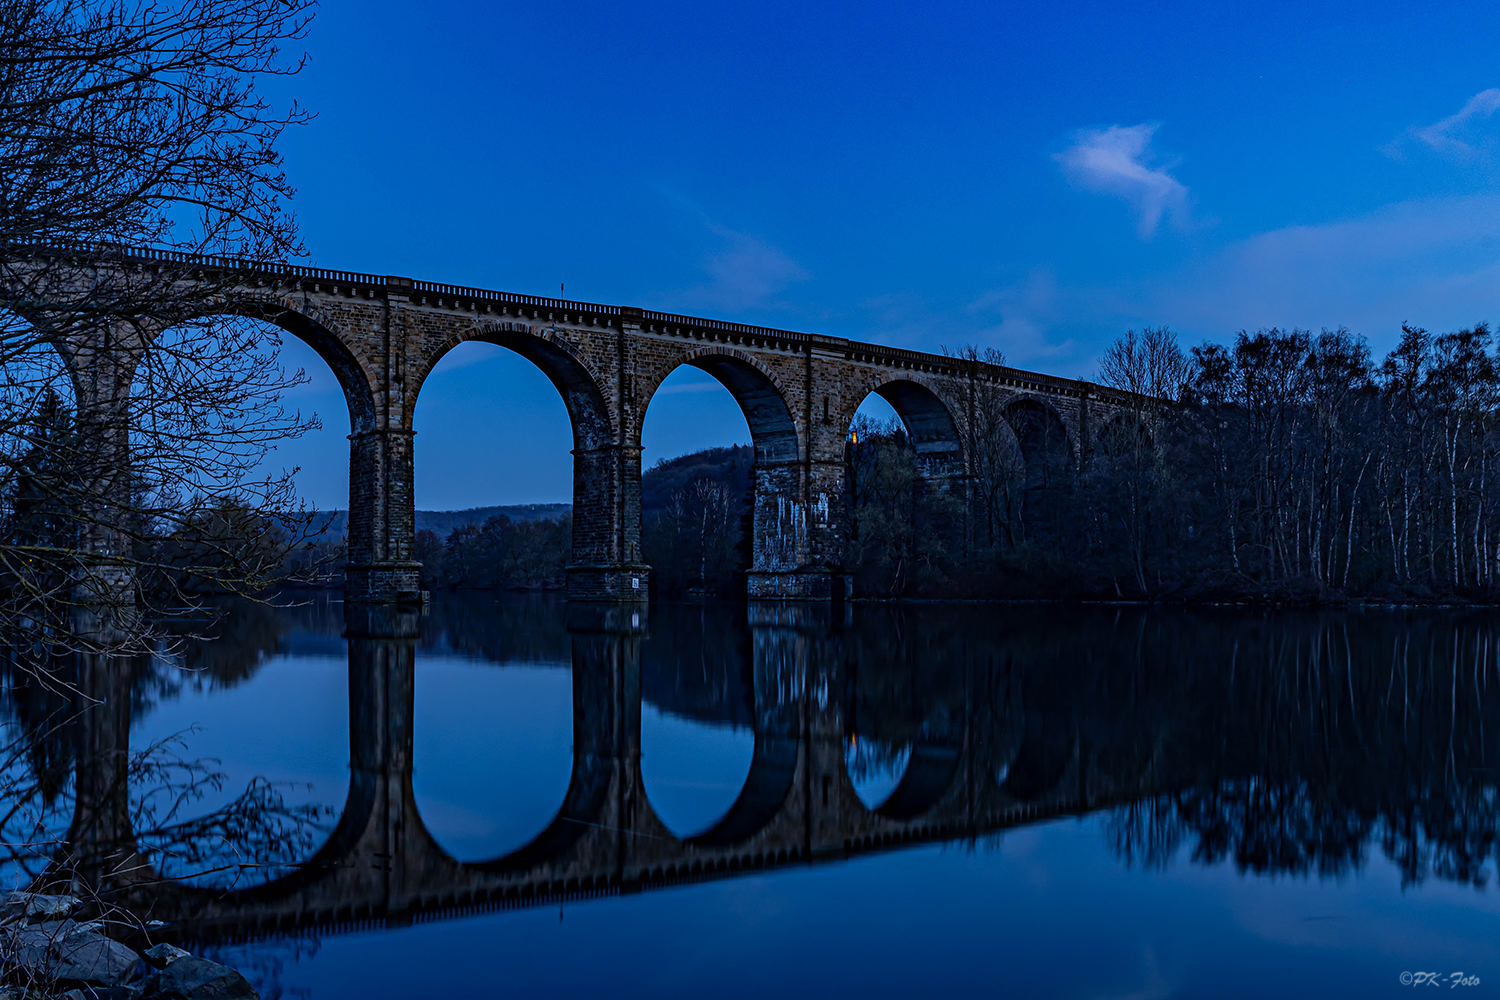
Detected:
left=410, top=280, right=623, bottom=316
left=10, top=240, right=394, bottom=288
left=638, top=308, right=813, bottom=345
left=9, top=242, right=1143, bottom=404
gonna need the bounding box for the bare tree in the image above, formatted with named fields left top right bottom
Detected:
left=1098, top=326, right=1193, bottom=402
left=0, top=0, right=323, bottom=651
left=940, top=345, right=1026, bottom=553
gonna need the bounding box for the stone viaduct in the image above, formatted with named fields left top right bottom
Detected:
left=57, top=605, right=1155, bottom=944
left=29, top=247, right=1139, bottom=603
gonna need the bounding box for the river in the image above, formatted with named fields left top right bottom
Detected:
left=3, top=595, right=1497, bottom=997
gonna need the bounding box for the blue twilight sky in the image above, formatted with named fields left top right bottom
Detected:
left=256, top=0, right=1500, bottom=510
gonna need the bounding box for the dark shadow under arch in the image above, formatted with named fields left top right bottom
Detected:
left=665, top=354, right=799, bottom=464
left=870, top=379, right=962, bottom=459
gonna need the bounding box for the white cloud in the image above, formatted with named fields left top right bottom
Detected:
left=1403, top=88, right=1500, bottom=160
left=683, top=224, right=809, bottom=312
left=1055, top=124, right=1189, bottom=238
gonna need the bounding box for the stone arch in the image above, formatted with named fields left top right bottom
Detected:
left=862, top=376, right=964, bottom=463
left=1003, top=396, right=1074, bottom=490
left=253, top=297, right=381, bottom=433
left=639, top=348, right=801, bottom=464
left=5, top=293, right=380, bottom=438
left=419, top=321, right=614, bottom=450
left=415, top=323, right=632, bottom=598
left=110, top=295, right=382, bottom=435
left=641, top=349, right=821, bottom=598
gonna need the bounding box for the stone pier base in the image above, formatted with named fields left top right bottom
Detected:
left=344, top=563, right=422, bottom=604
left=567, top=564, right=652, bottom=602
left=746, top=570, right=852, bottom=601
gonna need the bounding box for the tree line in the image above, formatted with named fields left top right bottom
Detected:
left=965, top=322, right=1500, bottom=602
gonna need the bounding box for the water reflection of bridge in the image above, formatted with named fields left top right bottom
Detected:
left=59, top=603, right=1126, bottom=944
left=53, top=601, right=1500, bottom=945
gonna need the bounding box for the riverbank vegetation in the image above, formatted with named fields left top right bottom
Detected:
left=957, top=323, right=1500, bottom=603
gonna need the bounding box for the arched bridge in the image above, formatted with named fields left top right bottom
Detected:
left=21, top=246, right=1140, bottom=602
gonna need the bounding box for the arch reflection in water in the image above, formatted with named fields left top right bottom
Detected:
left=412, top=655, right=572, bottom=863
left=639, top=605, right=755, bottom=838
left=639, top=706, right=755, bottom=839
left=130, top=602, right=350, bottom=887
left=846, top=737, right=910, bottom=809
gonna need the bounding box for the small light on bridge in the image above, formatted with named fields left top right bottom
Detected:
left=850, top=430, right=859, bottom=445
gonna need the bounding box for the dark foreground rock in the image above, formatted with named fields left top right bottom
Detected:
left=135, top=955, right=259, bottom=1000
left=0, top=918, right=139, bottom=986
left=0, top=892, right=258, bottom=998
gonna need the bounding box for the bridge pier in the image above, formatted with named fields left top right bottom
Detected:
left=53, top=320, right=144, bottom=637
left=567, top=443, right=650, bottom=602
left=913, top=452, right=969, bottom=565
left=746, top=457, right=851, bottom=601
left=345, top=428, right=421, bottom=603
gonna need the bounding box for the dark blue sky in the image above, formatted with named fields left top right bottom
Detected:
left=262, top=0, right=1500, bottom=510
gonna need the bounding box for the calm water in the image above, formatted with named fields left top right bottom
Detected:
left=5, top=596, right=1500, bottom=998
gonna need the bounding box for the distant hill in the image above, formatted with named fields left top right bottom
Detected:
left=641, top=445, right=754, bottom=512
left=308, top=504, right=570, bottom=541
left=301, top=445, right=753, bottom=545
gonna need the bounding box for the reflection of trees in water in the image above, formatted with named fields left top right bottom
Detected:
left=1108, top=779, right=1500, bottom=889
left=832, top=605, right=1500, bottom=889
left=0, top=642, right=332, bottom=893
left=845, top=736, right=909, bottom=785
left=843, top=608, right=968, bottom=755
left=1079, top=612, right=1500, bottom=888
left=420, top=592, right=569, bottom=664
left=641, top=604, right=752, bottom=727
left=125, top=732, right=334, bottom=889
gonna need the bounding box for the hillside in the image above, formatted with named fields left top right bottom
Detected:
left=308, top=503, right=570, bottom=541
left=641, top=445, right=754, bottom=512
